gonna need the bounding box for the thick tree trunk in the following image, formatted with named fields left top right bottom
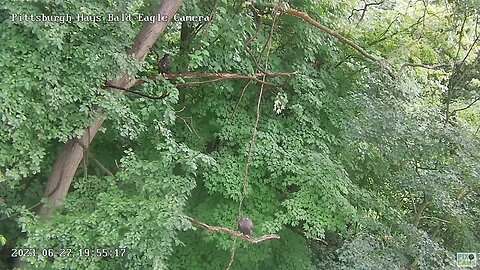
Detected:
left=15, top=3, right=184, bottom=267
left=36, top=0, right=184, bottom=217
left=37, top=120, right=105, bottom=218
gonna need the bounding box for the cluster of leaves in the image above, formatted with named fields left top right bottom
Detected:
left=1, top=0, right=479, bottom=269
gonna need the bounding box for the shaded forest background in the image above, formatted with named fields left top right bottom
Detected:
left=0, top=0, right=479, bottom=269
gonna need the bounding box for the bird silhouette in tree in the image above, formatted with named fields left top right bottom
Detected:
left=159, top=53, right=171, bottom=76
left=237, top=217, right=253, bottom=237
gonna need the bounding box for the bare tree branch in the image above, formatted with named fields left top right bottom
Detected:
left=349, top=0, right=385, bottom=26
left=399, top=62, right=452, bottom=74
left=451, top=96, right=480, bottom=115
left=258, top=4, right=395, bottom=78
left=445, top=33, right=480, bottom=124
left=185, top=216, right=280, bottom=244
left=368, top=12, right=426, bottom=47
left=121, top=71, right=297, bottom=89
left=154, top=71, right=298, bottom=80
left=227, top=10, right=281, bottom=270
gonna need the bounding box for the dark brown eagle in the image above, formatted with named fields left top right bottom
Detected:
left=237, top=217, right=253, bottom=237
left=159, top=54, right=171, bottom=74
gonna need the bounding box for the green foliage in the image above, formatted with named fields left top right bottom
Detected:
left=16, top=133, right=214, bottom=269
left=1, top=0, right=479, bottom=269
left=0, top=235, right=6, bottom=246
left=0, top=1, right=138, bottom=184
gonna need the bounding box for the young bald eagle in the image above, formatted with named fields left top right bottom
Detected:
left=159, top=54, right=171, bottom=75
left=237, top=217, right=253, bottom=237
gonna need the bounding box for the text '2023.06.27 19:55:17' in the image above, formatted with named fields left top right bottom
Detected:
left=10, top=248, right=127, bottom=258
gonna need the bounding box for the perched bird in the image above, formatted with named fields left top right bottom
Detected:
left=159, top=53, right=171, bottom=75
left=237, top=217, right=253, bottom=237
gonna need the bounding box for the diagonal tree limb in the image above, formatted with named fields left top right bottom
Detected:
left=135, top=71, right=298, bottom=82
left=107, top=71, right=297, bottom=90
left=37, top=0, right=184, bottom=218
left=185, top=216, right=280, bottom=244
left=257, top=4, right=395, bottom=77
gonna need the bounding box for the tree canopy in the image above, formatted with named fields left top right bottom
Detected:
left=1, top=0, right=479, bottom=269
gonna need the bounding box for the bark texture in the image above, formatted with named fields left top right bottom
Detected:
left=37, top=0, right=184, bottom=218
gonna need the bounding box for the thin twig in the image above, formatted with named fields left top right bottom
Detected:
left=450, top=96, right=480, bottom=115
left=350, top=0, right=386, bottom=26
left=76, top=140, right=114, bottom=176
left=419, top=216, right=452, bottom=224
left=232, top=80, right=253, bottom=118
left=178, top=116, right=202, bottom=139
left=399, top=63, right=452, bottom=74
